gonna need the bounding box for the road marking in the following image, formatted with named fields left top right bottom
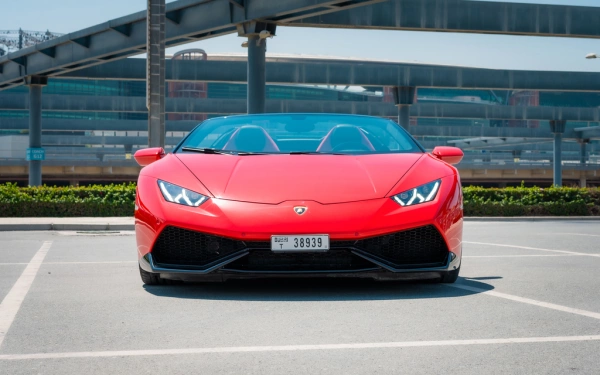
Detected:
left=0, top=261, right=136, bottom=266
left=463, top=254, right=579, bottom=258
left=0, top=241, right=52, bottom=348
left=44, top=261, right=136, bottom=265
left=1, top=335, right=600, bottom=360
left=542, top=233, right=600, bottom=238
left=448, top=284, right=600, bottom=320
left=464, top=241, right=600, bottom=258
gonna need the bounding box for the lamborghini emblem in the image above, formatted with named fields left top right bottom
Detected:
left=294, top=206, right=307, bottom=215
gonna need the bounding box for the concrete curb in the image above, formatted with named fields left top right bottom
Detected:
left=464, top=216, right=600, bottom=222
left=0, top=223, right=135, bottom=232
left=0, top=216, right=599, bottom=231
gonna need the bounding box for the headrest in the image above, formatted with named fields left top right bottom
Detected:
left=222, top=125, right=280, bottom=153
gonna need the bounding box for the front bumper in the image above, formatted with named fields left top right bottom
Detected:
left=136, top=174, right=463, bottom=281
left=138, top=224, right=462, bottom=282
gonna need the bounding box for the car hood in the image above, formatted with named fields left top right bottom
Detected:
left=176, top=153, right=424, bottom=204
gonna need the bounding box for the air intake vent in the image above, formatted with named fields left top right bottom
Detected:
left=355, top=225, right=448, bottom=267
left=152, top=226, right=245, bottom=267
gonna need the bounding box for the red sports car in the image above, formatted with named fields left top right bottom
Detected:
left=134, top=114, right=463, bottom=285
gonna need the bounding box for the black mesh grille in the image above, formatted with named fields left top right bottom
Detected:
left=244, top=241, right=271, bottom=249
left=354, top=225, right=448, bottom=267
left=331, top=240, right=358, bottom=248
left=151, top=225, right=448, bottom=270
left=224, top=250, right=375, bottom=272
left=152, top=226, right=245, bottom=267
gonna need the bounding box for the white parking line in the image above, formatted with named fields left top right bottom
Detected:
left=44, top=261, right=136, bottom=265
left=463, top=254, right=579, bottom=258
left=0, top=261, right=136, bottom=266
left=543, top=233, right=600, bottom=238
left=464, top=241, right=600, bottom=258
left=0, top=241, right=52, bottom=348
left=448, top=284, right=600, bottom=320
left=1, top=335, right=599, bottom=360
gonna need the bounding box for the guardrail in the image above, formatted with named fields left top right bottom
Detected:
left=0, top=157, right=598, bottom=169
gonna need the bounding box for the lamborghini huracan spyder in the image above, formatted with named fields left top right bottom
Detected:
left=134, top=114, right=464, bottom=284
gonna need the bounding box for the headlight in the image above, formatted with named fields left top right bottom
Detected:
left=158, top=180, right=209, bottom=207
left=391, top=180, right=441, bottom=207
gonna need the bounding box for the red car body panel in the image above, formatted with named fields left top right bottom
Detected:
left=174, top=153, right=423, bottom=204
left=135, top=153, right=463, bottom=265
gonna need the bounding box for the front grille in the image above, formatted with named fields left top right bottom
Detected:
left=151, top=225, right=449, bottom=271
left=224, top=250, right=375, bottom=272
left=152, top=226, right=245, bottom=267
left=354, top=225, right=448, bottom=267
left=244, top=241, right=271, bottom=249
left=331, top=240, right=358, bottom=248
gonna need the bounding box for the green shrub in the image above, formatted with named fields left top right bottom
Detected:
left=0, top=183, right=598, bottom=217
left=0, top=183, right=136, bottom=217
left=463, top=184, right=600, bottom=216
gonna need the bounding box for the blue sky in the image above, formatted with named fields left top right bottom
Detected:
left=2, top=0, right=600, bottom=71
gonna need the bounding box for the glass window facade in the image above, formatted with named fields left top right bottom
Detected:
left=4, top=79, right=147, bottom=97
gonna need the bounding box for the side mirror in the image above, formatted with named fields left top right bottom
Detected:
left=134, top=147, right=165, bottom=166
left=432, top=146, right=463, bottom=165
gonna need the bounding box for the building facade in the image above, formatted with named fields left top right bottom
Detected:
left=0, top=50, right=598, bottom=186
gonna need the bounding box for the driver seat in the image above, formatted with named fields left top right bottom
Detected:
left=316, top=125, right=375, bottom=152
left=222, top=125, right=280, bottom=153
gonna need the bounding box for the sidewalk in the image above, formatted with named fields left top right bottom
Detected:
left=0, top=216, right=598, bottom=231
left=0, top=217, right=135, bottom=231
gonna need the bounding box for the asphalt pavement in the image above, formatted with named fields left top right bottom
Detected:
left=0, top=221, right=599, bottom=374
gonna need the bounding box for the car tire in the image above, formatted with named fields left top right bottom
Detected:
left=439, top=266, right=460, bottom=283
left=139, top=266, right=179, bottom=285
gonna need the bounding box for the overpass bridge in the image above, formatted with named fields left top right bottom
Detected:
left=3, top=0, right=600, bottom=91
left=58, top=56, right=600, bottom=92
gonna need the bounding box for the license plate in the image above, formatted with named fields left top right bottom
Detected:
left=271, top=235, right=330, bottom=252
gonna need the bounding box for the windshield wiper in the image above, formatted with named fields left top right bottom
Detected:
left=181, top=147, right=231, bottom=154
left=181, top=147, right=267, bottom=156
left=289, top=151, right=348, bottom=155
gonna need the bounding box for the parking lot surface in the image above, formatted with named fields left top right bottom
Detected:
left=1, top=221, right=599, bottom=374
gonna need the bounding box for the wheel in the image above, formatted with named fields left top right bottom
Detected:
left=139, top=266, right=179, bottom=285
left=439, top=266, right=460, bottom=283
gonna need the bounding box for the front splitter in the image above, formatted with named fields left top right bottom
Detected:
left=139, top=251, right=461, bottom=282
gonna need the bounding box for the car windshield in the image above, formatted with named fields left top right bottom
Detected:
left=177, top=114, right=423, bottom=155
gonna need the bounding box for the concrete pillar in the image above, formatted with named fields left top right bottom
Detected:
left=393, top=86, right=415, bottom=130
left=147, top=0, right=166, bottom=147
left=237, top=22, right=276, bottom=115
left=580, top=176, right=587, bottom=188
left=397, top=106, right=410, bottom=130
left=549, top=120, right=566, bottom=187
left=247, top=35, right=266, bottom=114
left=579, top=139, right=589, bottom=165
left=25, top=76, right=48, bottom=187
left=553, top=132, right=563, bottom=187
